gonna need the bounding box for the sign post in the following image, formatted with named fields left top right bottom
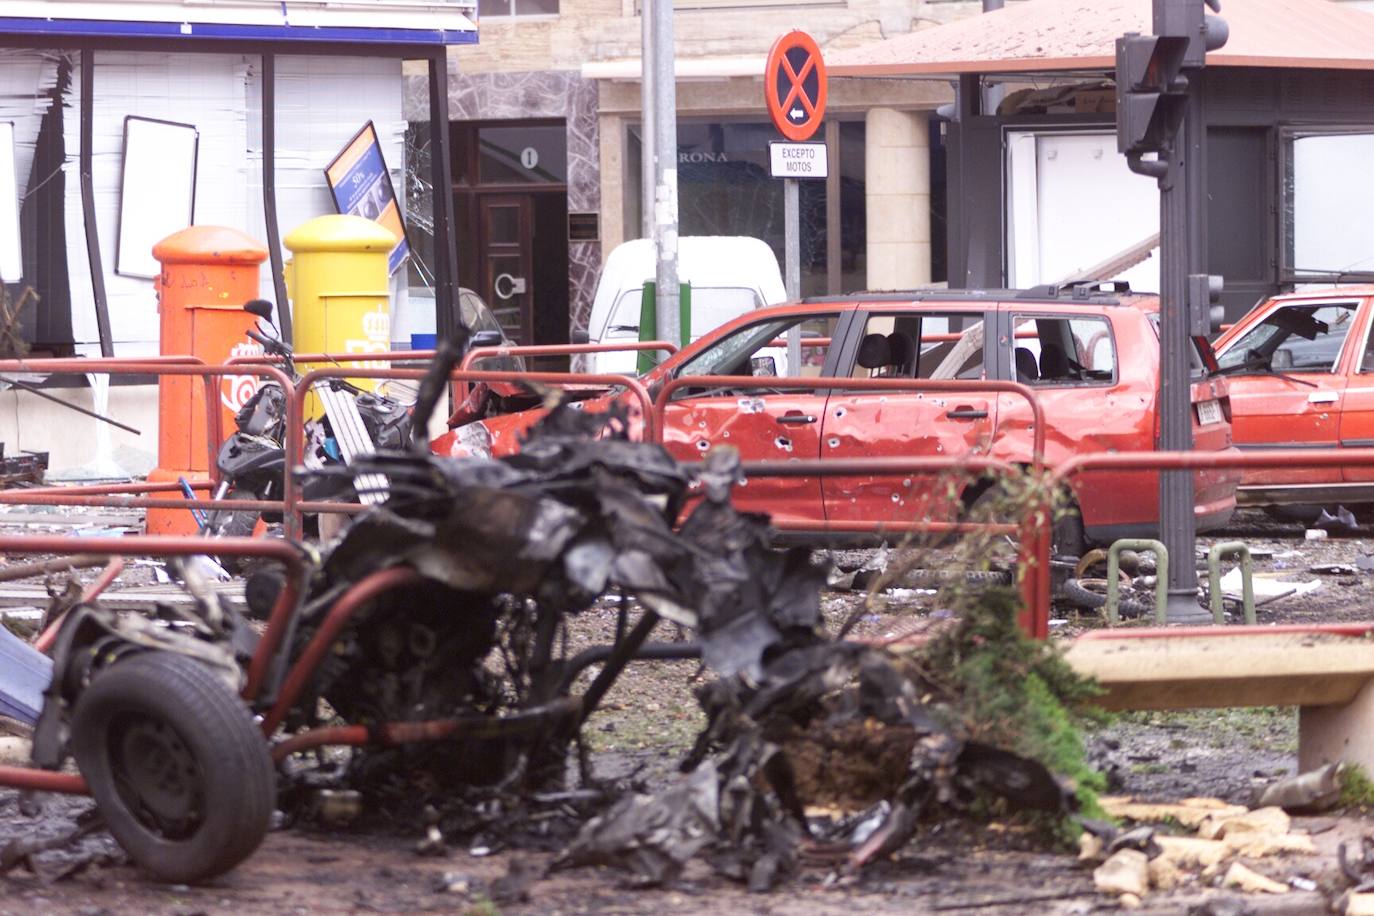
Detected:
left=765, top=31, right=828, bottom=373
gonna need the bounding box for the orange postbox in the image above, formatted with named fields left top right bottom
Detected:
left=145, top=226, right=268, bottom=536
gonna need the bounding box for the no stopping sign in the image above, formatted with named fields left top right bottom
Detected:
left=765, top=31, right=827, bottom=142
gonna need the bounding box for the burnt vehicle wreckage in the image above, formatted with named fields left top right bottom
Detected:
left=13, top=343, right=1082, bottom=888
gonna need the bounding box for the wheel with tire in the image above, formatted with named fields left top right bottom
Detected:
left=1060, top=577, right=1155, bottom=619
left=69, top=652, right=274, bottom=884
left=966, top=483, right=1086, bottom=560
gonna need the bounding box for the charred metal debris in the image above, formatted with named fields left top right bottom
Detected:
left=32, top=345, right=1084, bottom=890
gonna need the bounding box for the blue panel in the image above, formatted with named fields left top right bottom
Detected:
left=0, top=18, right=478, bottom=46
left=0, top=625, right=51, bottom=726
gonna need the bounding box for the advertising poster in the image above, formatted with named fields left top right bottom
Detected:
left=324, top=121, right=409, bottom=275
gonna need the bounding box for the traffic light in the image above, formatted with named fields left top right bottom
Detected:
left=1115, top=0, right=1228, bottom=181
left=1157, top=0, right=1230, bottom=68
left=1114, top=32, right=1189, bottom=173
left=1188, top=272, right=1224, bottom=336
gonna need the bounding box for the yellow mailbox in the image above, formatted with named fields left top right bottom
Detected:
left=284, top=215, right=395, bottom=415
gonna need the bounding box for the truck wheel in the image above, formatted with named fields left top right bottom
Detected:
left=966, top=484, right=1086, bottom=560
left=69, top=652, right=274, bottom=884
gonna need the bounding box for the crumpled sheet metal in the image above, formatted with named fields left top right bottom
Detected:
left=320, top=386, right=1066, bottom=889
left=331, top=405, right=826, bottom=681
left=564, top=639, right=1072, bottom=889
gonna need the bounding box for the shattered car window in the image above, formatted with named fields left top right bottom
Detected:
left=676, top=314, right=838, bottom=380
left=1217, top=302, right=1358, bottom=373
left=1010, top=315, right=1115, bottom=386
left=850, top=311, right=986, bottom=380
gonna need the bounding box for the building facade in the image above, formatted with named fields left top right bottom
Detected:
left=420, top=0, right=982, bottom=348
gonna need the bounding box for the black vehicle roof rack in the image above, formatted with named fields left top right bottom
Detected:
left=801, top=286, right=1129, bottom=306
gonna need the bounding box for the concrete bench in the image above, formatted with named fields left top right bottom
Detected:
left=1064, top=624, right=1374, bottom=772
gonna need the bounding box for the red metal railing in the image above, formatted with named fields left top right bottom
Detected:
left=0, top=358, right=658, bottom=540
left=0, top=533, right=307, bottom=704
left=9, top=446, right=1374, bottom=796
left=458, top=340, right=679, bottom=372
left=226, top=349, right=436, bottom=368
left=0, top=358, right=293, bottom=519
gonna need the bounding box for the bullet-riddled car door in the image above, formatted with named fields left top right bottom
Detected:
left=1337, top=299, right=1374, bottom=484
left=820, top=309, right=996, bottom=524
left=661, top=311, right=844, bottom=525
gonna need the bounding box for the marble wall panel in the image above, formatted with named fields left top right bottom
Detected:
left=407, top=68, right=602, bottom=335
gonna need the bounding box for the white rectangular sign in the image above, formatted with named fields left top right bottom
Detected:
left=117, top=116, right=199, bottom=279
left=769, top=141, right=828, bottom=179
left=0, top=123, right=21, bottom=283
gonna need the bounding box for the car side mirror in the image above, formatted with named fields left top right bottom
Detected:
left=570, top=329, right=590, bottom=345
left=243, top=299, right=276, bottom=324
left=470, top=330, right=504, bottom=349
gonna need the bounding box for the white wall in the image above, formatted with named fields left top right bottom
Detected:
left=1006, top=130, right=1160, bottom=293
left=0, top=50, right=410, bottom=472
left=52, top=51, right=408, bottom=357
left=244, top=54, right=410, bottom=335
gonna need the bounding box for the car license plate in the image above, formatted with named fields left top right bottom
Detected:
left=1196, top=399, right=1222, bottom=426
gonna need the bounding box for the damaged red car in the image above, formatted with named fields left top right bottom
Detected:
left=1212, top=286, right=1374, bottom=514
left=435, top=286, right=1240, bottom=548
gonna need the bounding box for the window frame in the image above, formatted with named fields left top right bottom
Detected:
left=1217, top=298, right=1362, bottom=375
left=1003, top=310, right=1120, bottom=389
left=670, top=309, right=848, bottom=398
left=477, top=0, right=560, bottom=19
left=836, top=307, right=995, bottom=387
left=1279, top=126, right=1374, bottom=284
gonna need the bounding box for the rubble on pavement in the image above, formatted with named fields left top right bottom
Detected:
left=1086, top=793, right=1330, bottom=902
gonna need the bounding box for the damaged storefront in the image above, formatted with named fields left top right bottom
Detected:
left=0, top=1, right=473, bottom=475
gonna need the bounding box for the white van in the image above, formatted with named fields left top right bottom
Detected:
left=583, top=236, right=787, bottom=374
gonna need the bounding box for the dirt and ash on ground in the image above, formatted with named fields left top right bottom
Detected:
left=0, top=508, right=1372, bottom=913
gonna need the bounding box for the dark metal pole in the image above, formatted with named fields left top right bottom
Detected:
left=428, top=51, right=461, bottom=345
left=980, top=0, right=1005, bottom=112
left=79, top=49, right=112, bottom=358
left=1157, top=41, right=1207, bottom=624
left=261, top=53, right=292, bottom=343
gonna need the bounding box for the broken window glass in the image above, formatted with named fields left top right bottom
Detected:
left=1218, top=302, right=1357, bottom=374
left=1011, top=315, right=1116, bottom=385
left=675, top=313, right=838, bottom=382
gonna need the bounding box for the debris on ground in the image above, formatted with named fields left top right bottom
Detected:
left=1089, top=793, right=1324, bottom=902
left=1222, top=860, right=1289, bottom=894
left=0, top=444, right=46, bottom=488
left=1093, top=847, right=1149, bottom=896
left=1256, top=764, right=1343, bottom=814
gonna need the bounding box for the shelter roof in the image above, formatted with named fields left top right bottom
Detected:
left=829, top=0, right=1374, bottom=77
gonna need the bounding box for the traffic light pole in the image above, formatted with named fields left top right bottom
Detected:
left=1158, top=90, right=1208, bottom=623
left=1116, top=0, right=1225, bottom=623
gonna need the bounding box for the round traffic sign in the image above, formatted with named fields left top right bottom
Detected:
left=765, top=31, right=827, bottom=142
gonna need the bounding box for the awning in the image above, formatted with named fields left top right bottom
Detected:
left=829, top=0, right=1374, bottom=77
left=0, top=0, right=478, bottom=46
